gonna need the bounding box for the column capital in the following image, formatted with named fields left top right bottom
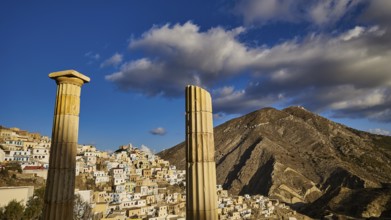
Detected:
left=49, top=70, right=90, bottom=85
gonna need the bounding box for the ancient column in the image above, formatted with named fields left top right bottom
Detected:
left=185, top=85, right=218, bottom=220
left=43, top=70, right=90, bottom=220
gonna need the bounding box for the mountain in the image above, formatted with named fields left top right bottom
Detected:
left=158, top=106, right=391, bottom=218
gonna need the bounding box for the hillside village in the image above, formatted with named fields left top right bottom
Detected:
left=0, top=125, right=306, bottom=219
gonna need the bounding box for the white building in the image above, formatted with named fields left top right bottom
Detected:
left=114, top=178, right=126, bottom=186
left=4, top=140, right=24, bottom=148
left=85, top=155, right=97, bottom=165
left=0, top=186, right=34, bottom=207
left=84, top=151, right=100, bottom=157
left=77, top=145, right=97, bottom=154
left=95, top=176, right=110, bottom=184
left=31, top=147, right=49, bottom=163
left=5, top=150, right=30, bottom=162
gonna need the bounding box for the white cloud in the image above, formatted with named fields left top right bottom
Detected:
left=214, top=86, right=235, bottom=96
left=101, top=53, right=123, bottom=68
left=106, top=18, right=391, bottom=121
left=368, top=109, right=391, bottom=122
left=150, top=127, right=166, bottom=136
left=213, top=112, right=226, bottom=120
left=129, top=22, right=249, bottom=74
left=340, top=26, right=365, bottom=41
left=330, top=88, right=387, bottom=110
left=140, top=144, right=155, bottom=155
left=212, top=83, right=279, bottom=115
left=85, top=51, right=100, bottom=61
left=234, top=0, right=363, bottom=26
left=308, top=0, right=362, bottom=26
left=369, top=128, right=391, bottom=136
left=106, top=22, right=251, bottom=96
left=234, top=0, right=303, bottom=25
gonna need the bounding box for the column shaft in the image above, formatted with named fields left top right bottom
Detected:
left=185, top=85, right=218, bottom=220
left=43, top=70, right=90, bottom=220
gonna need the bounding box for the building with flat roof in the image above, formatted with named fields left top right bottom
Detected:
left=0, top=186, right=34, bottom=207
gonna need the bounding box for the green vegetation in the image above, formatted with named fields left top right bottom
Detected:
left=0, top=187, right=43, bottom=220
left=23, top=187, right=45, bottom=220
left=1, top=162, right=22, bottom=175
left=0, top=200, right=25, bottom=220
left=0, top=187, right=92, bottom=220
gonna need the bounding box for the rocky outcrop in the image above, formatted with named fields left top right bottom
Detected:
left=158, top=106, right=391, bottom=218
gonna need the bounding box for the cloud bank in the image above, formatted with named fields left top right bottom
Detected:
left=369, top=128, right=391, bottom=136
left=101, top=53, right=123, bottom=68
left=150, top=127, right=167, bottom=136
left=234, top=0, right=363, bottom=26
left=106, top=1, right=391, bottom=122
left=106, top=22, right=249, bottom=96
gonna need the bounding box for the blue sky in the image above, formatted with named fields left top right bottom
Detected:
left=1, top=0, right=391, bottom=152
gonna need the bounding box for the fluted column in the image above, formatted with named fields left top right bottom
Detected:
left=43, top=70, right=90, bottom=220
left=185, top=85, right=218, bottom=220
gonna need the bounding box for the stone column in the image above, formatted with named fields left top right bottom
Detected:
left=185, top=85, right=218, bottom=220
left=43, top=70, right=90, bottom=220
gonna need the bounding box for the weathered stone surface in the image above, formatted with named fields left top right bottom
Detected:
left=43, top=70, right=89, bottom=220
left=185, top=85, right=218, bottom=220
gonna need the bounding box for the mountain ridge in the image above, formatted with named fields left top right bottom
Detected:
left=158, top=106, right=391, bottom=218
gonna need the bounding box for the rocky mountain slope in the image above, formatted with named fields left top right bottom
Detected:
left=158, top=106, right=391, bottom=218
